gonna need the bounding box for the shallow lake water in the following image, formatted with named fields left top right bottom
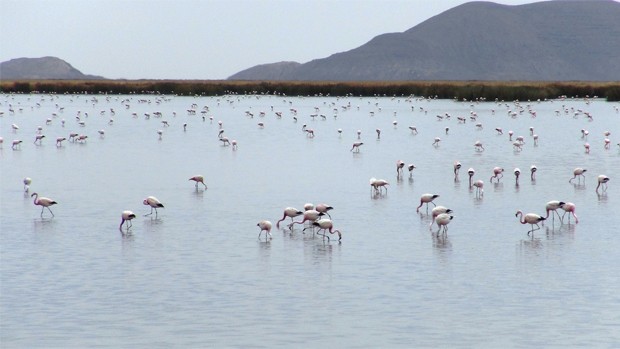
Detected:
left=1, top=92, right=619, bottom=348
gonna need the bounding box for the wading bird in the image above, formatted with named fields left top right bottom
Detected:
left=311, top=219, right=342, bottom=241
left=490, top=167, right=504, bottom=183
left=416, top=194, right=439, bottom=213
left=596, top=175, right=609, bottom=192
left=31, top=192, right=57, bottom=217
left=515, top=210, right=546, bottom=235
left=189, top=175, right=208, bottom=189
left=560, top=202, right=579, bottom=224
left=257, top=220, right=272, bottom=239
left=276, top=207, right=304, bottom=228
left=143, top=196, right=164, bottom=217
left=120, top=210, right=136, bottom=230
left=433, top=213, right=453, bottom=235
left=569, top=168, right=587, bottom=184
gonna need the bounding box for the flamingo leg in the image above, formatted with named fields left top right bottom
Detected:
left=145, top=207, right=153, bottom=216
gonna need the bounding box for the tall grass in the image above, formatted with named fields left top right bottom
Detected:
left=1, top=80, right=619, bottom=101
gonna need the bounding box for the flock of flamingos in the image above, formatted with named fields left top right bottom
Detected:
left=2, top=92, right=616, bottom=241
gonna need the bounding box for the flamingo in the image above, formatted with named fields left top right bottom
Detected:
left=495, top=127, right=503, bottom=135
left=370, top=177, right=389, bottom=193
left=276, top=207, right=303, bottom=228
left=291, top=210, right=324, bottom=230
left=23, top=177, right=32, bottom=192
left=350, top=142, right=363, bottom=152
left=530, top=165, right=537, bottom=180
left=376, top=128, right=381, bottom=139
left=584, top=143, right=590, bottom=153
left=143, top=196, right=164, bottom=217
left=304, top=203, right=315, bottom=211
left=596, top=175, right=609, bottom=192
left=490, top=167, right=504, bottom=183
left=315, top=203, right=334, bottom=219
left=508, top=130, right=514, bottom=141
left=416, top=194, right=439, bottom=213
left=56, top=137, right=66, bottom=146
left=120, top=210, right=136, bottom=230
left=219, top=137, right=231, bottom=146
left=432, top=137, right=441, bottom=147
left=468, top=168, right=475, bottom=187
left=514, top=168, right=521, bottom=185
left=305, top=129, right=315, bottom=137
left=12, top=140, right=22, bottom=149
left=311, top=219, right=342, bottom=241
left=473, top=180, right=484, bottom=197
left=515, top=210, right=546, bottom=235
left=409, top=126, right=418, bottom=134
left=560, top=202, right=579, bottom=224
left=429, top=206, right=452, bottom=230
left=257, top=220, right=273, bottom=239
left=396, top=160, right=405, bottom=177
left=604, top=138, right=611, bottom=149
left=474, top=140, right=484, bottom=151
left=31, top=192, right=57, bottom=217
left=569, top=168, right=587, bottom=183
left=34, top=134, right=45, bottom=144
left=433, top=213, right=453, bottom=235
left=454, top=161, right=462, bottom=177
left=545, top=200, right=565, bottom=224
left=408, top=164, right=416, bottom=177
left=231, top=140, right=238, bottom=150
left=189, top=175, right=208, bottom=189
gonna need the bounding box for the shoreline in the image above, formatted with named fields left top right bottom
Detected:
left=2, top=79, right=619, bottom=101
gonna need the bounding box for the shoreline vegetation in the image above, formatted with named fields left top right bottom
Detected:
left=1, top=80, right=619, bottom=101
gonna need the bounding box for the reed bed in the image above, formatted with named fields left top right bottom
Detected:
left=2, top=80, right=619, bottom=101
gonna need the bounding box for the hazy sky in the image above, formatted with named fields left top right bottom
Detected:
left=2, top=0, right=538, bottom=80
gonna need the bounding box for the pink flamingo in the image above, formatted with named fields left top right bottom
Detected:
left=569, top=168, right=587, bottom=183
left=143, top=196, right=164, bottom=217
left=429, top=206, right=452, bottom=230
left=23, top=177, right=32, bottom=192
left=432, top=137, right=441, bottom=147
left=433, top=213, right=453, bottom=235
left=315, top=203, right=334, bottom=219
left=31, top=192, right=57, bottom=217
left=515, top=210, right=546, bottom=235
left=545, top=200, right=565, bottom=224
left=473, top=180, right=484, bottom=197
left=560, top=202, right=579, bottom=224
left=189, top=175, right=207, bottom=189
left=56, top=137, right=66, bottom=146
left=370, top=178, right=389, bottom=193
left=530, top=165, right=537, bottom=180
left=276, top=207, right=303, bottom=228
left=396, top=160, right=405, bottom=177
left=120, top=210, right=136, bottom=230
left=417, top=194, right=439, bottom=213
left=34, top=134, right=46, bottom=145
left=474, top=140, right=484, bottom=151
left=408, top=164, right=416, bottom=177
left=490, top=167, right=504, bottom=183
left=454, top=161, right=462, bottom=177
left=596, top=175, right=609, bottom=192
left=584, top=143, right=590, bottom=153
left=291, top=210, right=324, bottom=230
left=311, top=219, right=342, bottom=241
left=514, top=168, right=521, bottom=186
left=468, top=168, right=475, bottom=187
left=350, top=142, right=363, bottom=152
left=257, top=220, right=272, bottom=239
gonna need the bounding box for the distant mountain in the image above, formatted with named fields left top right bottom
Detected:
left=229, top=1, right=620, bottom=81
left=0, top=57, right=105, bottom=80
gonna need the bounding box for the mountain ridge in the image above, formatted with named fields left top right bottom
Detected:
left=228, top=0, right=620, bottom=81
left=0, top=56, right=104, bottom=80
